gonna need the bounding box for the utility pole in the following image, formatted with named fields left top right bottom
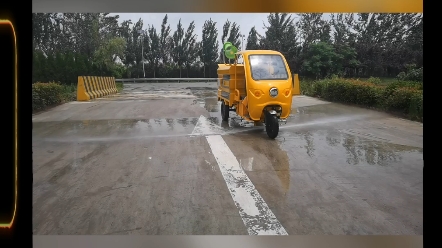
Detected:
left=202, top=37, right=205, bottom=78
left=138, top=29, right=146, bottom=78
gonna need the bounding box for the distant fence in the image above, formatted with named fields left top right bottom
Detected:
left=115, top=78, right=218, bottom=83
left=77, top=76, right=118, bottom=101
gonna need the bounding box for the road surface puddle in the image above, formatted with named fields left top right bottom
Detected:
left=239, top=157, right=255, bottom=171
left=276, top=129, right=423, bottom=167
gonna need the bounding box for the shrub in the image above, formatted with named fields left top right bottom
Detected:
left=397, top=67, right=423, bottom=82
left=366, top=77, right=382, bottom=85
left=311, top=80, right=327, bottom=97
left=408, top=93, right=423, bottom=122
left=389, top=80, right=422, bottom=90
left=300, top=77, right=423, bottom=121
left=397, top=72, right=406, bottom=81
left=382, top=87, right=423, bottom=118
left=32, top=82, right=77, bottom=112
left=312, top=78, right=380, bottom=107
left=32, top=82, right=64, bottom=111
left=382, top=81, right=422, bottom=104
left=299, top=78, right=314, bottom=96
left=60, top=84, right=77, bottom=102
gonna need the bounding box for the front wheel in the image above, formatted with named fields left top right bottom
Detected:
left=265, top=112, right=279, bottom=139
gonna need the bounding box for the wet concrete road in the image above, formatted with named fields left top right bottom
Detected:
left=32, top=82, right=423, bottom=235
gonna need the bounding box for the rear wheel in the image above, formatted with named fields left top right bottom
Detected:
left=265, top=112, right=279, bottom=139
left=221, top=101, right=229, bottom=122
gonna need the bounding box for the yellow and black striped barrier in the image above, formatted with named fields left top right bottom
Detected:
left=77, top=76, right=118, bottom=101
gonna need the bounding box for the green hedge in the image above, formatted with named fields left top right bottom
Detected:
left=32, top=81, right=123, bottom=113
left=301, top=77, right=423, bottom=122
left=32, top=82, right=76, bottom=112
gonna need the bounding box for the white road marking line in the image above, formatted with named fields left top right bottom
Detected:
left=190, top=115, right=264, bottom=137
left=190, top=115, right=225, bottom=136
left=192, top=115, right=286, bottom=234
left=205, top=134, right=288, bottom=235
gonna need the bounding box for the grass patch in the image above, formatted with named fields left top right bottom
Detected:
left=116, top=82, right=124, bottom=92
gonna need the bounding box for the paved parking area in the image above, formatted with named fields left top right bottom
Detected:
left=32, top=82, right=423, bottom=235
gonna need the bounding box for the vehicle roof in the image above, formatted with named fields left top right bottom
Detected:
left=236, top=50, right=283, bottom=56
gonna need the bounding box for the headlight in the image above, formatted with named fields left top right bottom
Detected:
left=269, top=87, right=278, bottom=98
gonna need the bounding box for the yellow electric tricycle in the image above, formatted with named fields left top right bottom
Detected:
left=217, top=42, right=301, bottom=139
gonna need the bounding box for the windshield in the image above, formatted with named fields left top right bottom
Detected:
left=248, top=54, right=289, bottom=80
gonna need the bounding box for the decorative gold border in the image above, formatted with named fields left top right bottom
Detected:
left=0, top=19, right=17, bottom=229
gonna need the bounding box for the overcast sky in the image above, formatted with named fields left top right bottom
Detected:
left=112, top=13, right=331, bottom=50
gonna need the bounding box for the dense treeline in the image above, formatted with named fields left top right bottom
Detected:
left=32, top=13, right=423, bottom=84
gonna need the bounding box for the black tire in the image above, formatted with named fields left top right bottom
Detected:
left=265, top=112, right=279, bottom=139
left=221, top=101, right=229, bottom=122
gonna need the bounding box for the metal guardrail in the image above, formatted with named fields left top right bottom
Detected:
left=115, top=78, right=218, bottom=83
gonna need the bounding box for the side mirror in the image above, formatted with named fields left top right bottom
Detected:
left=292, top=74, right=300, bottom=96
left=292, top=74, right=295, bottom=88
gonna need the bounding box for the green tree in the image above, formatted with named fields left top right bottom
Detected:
left=349, top=13, right=414, bottom=76
left=302, top=42, right=340, bottom=79
left=182, top=21, right=198, bottom=77
left=147, top=25, right=161, bottom=78
left=330, top=14, right=356, bottom=45
left=219, top=20, right=241, bottom=63
left=260, top=13, right=300, bottom=71
left=246, top=27, right=259, bottom=50
left=404, top=14, right=423, bottom=68
left=200, top=18, right=219, bottom=77
left=159, top=14, right=172, bottom=66
left=31, top=12, right=422, bottom=80
left=32, top=13, right=54, bottom=53
left=119, top=20, right=135, bottom=68
left=219, top=20, right=231, bottom=63
left=171, top=19, right=185, bottom=77
left=297, top=14, right=330, bottom=48
left=93, top=37, right=127, bottom=76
